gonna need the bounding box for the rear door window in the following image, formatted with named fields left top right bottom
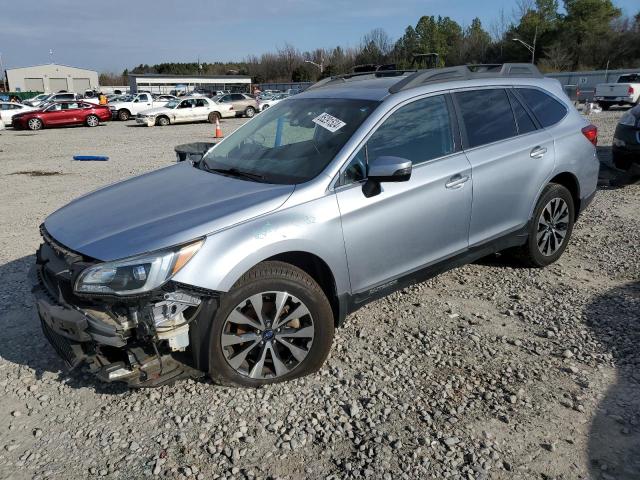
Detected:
left=454, top=89, right=517, bottom=148
left=516, top=88, right=567, bottom=128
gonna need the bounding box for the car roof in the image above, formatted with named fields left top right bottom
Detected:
left=299, top=63, right=549, bottom=101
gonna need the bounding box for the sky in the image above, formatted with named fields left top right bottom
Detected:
left=1, top=0, right=638, bottom=73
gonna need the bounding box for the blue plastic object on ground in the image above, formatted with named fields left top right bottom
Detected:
left=73, top=155, right=109, bottom=161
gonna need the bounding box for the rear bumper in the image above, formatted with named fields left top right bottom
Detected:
left=578, top=190, right=596, bottom=217
left=594, top=96, right=634, bottom=104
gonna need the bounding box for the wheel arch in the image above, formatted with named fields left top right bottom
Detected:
left=156, top=114, right=170, bottom=124
left=549, top=171, right=581, bottom=214
left=529, top=171, right=581, bottom=221
left=263, top=251, right=341, bottom=327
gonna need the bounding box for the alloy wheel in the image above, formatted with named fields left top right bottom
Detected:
left=537, top=197, right=569, bottom=256
left=87, top=115, right=99, bottom=127
left=221, top=291, right=314, bottom=379
left=28, top=118, right=42, bottom=130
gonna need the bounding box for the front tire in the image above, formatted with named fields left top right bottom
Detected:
left=156, top=116, right=170, bottom=126
left=207, top=261, right=334, bottom=387
left=27, top=118, right=43, bottom=130
left=518, top=184, right=575, bottom=267
left=86, top=115, right=99, bottom=127
left=244, top=107, right=256, bottom=118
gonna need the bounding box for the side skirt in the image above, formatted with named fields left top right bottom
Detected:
left=337, top=226, right=529, bottom=324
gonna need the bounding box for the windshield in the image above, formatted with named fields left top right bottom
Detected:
left=202, top=97, right=379, bottom=184
left=165, top=99, right=180, bottom=109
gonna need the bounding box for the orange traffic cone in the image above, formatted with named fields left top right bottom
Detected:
left=215, top=117, right=224, bottom=139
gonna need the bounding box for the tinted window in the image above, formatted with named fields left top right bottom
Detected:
left=231, top=94, right=244, bottom=101
left=370, top=96, right=453, bottom=164
left=618, top=74, right=640, bottom=83
left=195, top=99, right=207, bottom=107
left=455, top=89, right=517, bottom=148
left=339, top=95, right=454, bottom=186
left=517, top=88, right=567, bottom=128
left=508, top=91, right=537, bottom=134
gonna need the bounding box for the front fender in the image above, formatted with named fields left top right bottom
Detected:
left=172, top=194, right=350, bottom=295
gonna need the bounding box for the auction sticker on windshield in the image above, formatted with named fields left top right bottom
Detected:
left=312, top=112, right=346, bottom=133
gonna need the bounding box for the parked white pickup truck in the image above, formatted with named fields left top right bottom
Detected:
left=109, top=92, right=177, bottom=120
left=135, top=97, right=234, bottom=126
left=595, top=73, right=640, bottom=110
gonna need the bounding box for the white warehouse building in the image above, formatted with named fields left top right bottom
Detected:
left=129, top=73, right=252, bottom=94
left=6, top=63, right=99, bottom=93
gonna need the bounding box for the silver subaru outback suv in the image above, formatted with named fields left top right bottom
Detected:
left=32, top=64, right=599, bottom=387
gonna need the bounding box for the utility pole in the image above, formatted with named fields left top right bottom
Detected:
left=0, top=52, right=7, bottom=92
left=512, top=25, right=537, bottom=64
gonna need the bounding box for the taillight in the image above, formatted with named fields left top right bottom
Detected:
left=581, top=124, right=598, bottom=146
left=629, top=86, right=635, bottom=95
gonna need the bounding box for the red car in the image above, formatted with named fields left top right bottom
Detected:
left=11, top=101, right=111, bottom=130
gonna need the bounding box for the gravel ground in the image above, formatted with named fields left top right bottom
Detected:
left=0, top=110, right=638, bottom=480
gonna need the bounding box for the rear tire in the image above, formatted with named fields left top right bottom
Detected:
left=86, top=115, right=99, bottom=127
left=244, top=107, right=255, bottom=118
left=208, top=112, right=221, bottom=123
left=207, top=261, right=334, bottom=387
left=117, top=109, right=130, bottom=121
left=517, top=184, right=575, bottom=268
left=598, top=102, right=611, bottom=111
left=27, top=118, right=43, bottom=131
left=612, top=152, right=633, bottom=171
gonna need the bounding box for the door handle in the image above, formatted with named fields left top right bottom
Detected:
left=445, top=174, right=470, bottom=189
left=530, top=146, right=548, bottom=159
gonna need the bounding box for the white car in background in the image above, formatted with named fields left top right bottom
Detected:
left=136, top=96, right=234, bottom=126
left=0, top=102, right=36, bottom=124
left=259, top=93, right=289, bottom=111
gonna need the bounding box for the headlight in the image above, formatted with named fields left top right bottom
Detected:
left=619, top=112, right=638, bottom=127
left=75, top=239, right=203, bottom=295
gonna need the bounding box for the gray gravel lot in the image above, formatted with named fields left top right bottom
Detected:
left=0, top=110, right=638, bottom=480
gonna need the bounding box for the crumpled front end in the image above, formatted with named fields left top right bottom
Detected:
left=31, top=227, right=214, bottom=387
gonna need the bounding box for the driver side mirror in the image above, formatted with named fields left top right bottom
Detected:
left=363, top=156, right=412, bottom=198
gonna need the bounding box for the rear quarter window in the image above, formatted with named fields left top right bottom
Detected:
left=517, top=88, right=567, bottom=128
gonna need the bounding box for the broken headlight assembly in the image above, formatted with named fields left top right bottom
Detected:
left=74, top=239, right=204, bottom=296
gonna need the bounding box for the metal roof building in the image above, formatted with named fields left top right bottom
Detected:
left=129, top=73, right=252, bottom=94
left=6, top=63, right=99, bottom=93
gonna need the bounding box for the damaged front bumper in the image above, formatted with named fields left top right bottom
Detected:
left=31, top=230, right=214, bottom=387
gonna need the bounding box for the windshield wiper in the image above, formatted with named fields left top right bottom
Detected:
left=205, top=166, right=266, bottom=182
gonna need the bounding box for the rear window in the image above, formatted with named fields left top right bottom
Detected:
left=517, top=88, right=567, bottom=128
left=455, top=89, right=517, bottom=148
left=618, top=74, right=640, bottom=83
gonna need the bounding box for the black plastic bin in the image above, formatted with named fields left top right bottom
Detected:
left=174, top=142, right=216, bottom=163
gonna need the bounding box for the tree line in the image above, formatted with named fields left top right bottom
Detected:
left=99, top=0, right=640, bottom=86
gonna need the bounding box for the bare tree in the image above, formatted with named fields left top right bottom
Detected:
left=360, top=28, right=393, bottom=56
left=538, top=42, right=572, bottom=71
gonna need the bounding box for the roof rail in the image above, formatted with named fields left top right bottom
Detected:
left=306, top=69, right=417, bottom=91
left=388, top=63, right=542, bottom=94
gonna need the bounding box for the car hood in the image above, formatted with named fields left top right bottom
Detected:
left=44, top=162, right=295, bottom=261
